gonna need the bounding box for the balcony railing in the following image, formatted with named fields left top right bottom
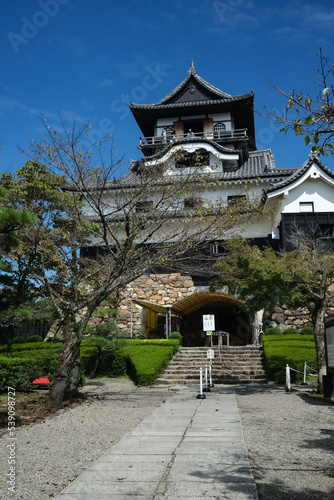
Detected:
left=139, top=129, right=248, bottom=148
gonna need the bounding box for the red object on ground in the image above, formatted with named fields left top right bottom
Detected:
left=32, top=377, right=51, bottom=384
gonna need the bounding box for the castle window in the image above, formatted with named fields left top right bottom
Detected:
left=214, top=122, right=226, bottom=131
left=209, top=243, right=224, bottom=255
left=299, top=202, right=314, bottom=212
left=176, top=149, right=209, bottom=168
left=161, top=126, right=174, bottom=137
left=135, top=201, right=153, bottom=212
left=184, top=198, right=202, bottom=210
left=228, top=195, right=246, bottom=206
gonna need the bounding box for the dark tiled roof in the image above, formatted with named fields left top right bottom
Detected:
left=267, top=152, right=333, bottom=193
left=130, top=94, right=253, bottom=111
left=108, top=149, right=293, bottom=189
left=156, top=71, right=232, bottom=104
left=130, top=63, right=253, bottom=110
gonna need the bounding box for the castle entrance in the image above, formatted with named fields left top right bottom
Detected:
left=133, top=291, right=254, bottom=346
left=172, top=291, right=253, bottom=347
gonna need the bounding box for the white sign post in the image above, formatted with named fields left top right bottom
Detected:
left=203, top=314, right=215, bottom=332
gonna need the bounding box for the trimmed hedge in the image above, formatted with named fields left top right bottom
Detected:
left=262, top=334, right=316, bottom=384
left=0, top=356, right=58, bottom=392
left=120, top=342, right=177, bottom=386
left=0, top=342, right=63, bottom=353
left=264, top=327, right=282, bottom=336
left=0, top=339, right=179, bottom=390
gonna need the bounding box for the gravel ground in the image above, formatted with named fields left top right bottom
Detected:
left=235, top=383, right=334, bottom=500
left=0, top=379, right=333, bottom=500
left=0, top=378, right=171, bottom=500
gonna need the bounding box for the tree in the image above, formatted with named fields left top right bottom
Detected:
left=0, top=183, right=37, bottom=355
left=262, top=49, right=334, bottom=157
left=9, top=120, right=262, bottom=406
left=214, top=233, right=334, bottom=392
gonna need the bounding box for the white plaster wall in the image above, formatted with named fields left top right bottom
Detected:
left=281, top=178, right=334, bottom=213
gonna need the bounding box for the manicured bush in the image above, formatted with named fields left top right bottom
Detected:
left=282, top=328, right=299, bottom=335
left=301, top=326, right=314, bottom=335
left=27, top=334, right=44, bottom=343
left=12, top=336, right=26, bottom=344
left=0, top=356, right=58, bottom=392
left=264, top=327, right=282, bottom=336
left=0, top=342, right=62, bottom=353
left=121, top=342, right=177, bottom=386
left=262, top=334, right=316, bottom=384
left=168, top=331, right=182, bottom=343
left=0, top=338, right=178, bottom=390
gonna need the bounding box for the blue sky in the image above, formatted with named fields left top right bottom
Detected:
left=1, top=0, right=334, bottom=175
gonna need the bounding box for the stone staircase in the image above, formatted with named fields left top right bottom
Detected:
left=155, top=346, right=268, bottom=386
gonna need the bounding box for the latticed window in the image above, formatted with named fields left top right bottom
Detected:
left=176, top=149, right=209, bottom=168
left=214, top=122, right=226, bottom=131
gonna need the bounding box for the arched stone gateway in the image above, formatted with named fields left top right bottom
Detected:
left=133, top=291, right=254, bottom=347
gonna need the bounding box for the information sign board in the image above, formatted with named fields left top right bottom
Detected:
left=207, top=349, right=215, bottom=360
left=203, top=314, right=215, bottom=332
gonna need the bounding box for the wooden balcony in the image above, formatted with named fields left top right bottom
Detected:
left=139, top=128, right=248, bottom=149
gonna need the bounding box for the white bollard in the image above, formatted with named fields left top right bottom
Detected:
left=209, top=361, right=214, bottom=388
left=197, top=367, right=206, bottom=399
left=286, top=364, right=292, bottom=393
left=203, top=365, right=210, bottom=392
left=301, top=361, right=308, bottom=386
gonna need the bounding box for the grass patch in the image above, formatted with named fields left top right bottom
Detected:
left=262, top=334, right=317, bottom=384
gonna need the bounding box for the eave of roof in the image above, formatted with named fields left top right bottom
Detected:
left=130, top=93, right=254, bottom=111
left=140, top=137, right=243, bottom=162
left=266, top=152, right=334, bottom=194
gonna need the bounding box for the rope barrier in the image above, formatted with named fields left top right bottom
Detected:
left=286, top=362, right=318, bottom=392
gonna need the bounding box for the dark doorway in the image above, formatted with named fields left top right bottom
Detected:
left=181, top=302, right=252, bottom=347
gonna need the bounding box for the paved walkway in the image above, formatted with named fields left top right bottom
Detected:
left=55, top=386, right=258, bottom=499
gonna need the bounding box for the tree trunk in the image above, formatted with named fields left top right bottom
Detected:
left=49, top=317, right=82, bottom=407
left=313, top=304, right=327, bottom=394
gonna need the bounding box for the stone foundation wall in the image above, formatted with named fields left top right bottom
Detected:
left=264, top=304, right=334, bottom=332
left=117, top=273, right=195, bottom=336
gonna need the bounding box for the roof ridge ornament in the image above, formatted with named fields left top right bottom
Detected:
left=187, top=60, right=197, bottom=75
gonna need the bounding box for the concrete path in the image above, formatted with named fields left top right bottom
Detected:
left=55, top=386, right=258, bottom=499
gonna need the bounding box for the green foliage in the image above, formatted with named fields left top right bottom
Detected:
left=0, top=337, right=178, bottom=390
left=0, top=356, right=58, bottom=392
left=282, top=328, right=299, bottom=335
left=0, top=185, right=37, bottom=252
left=0, top=341, right=62, bottom=353
left=300, top=326, right=314, bottom=335
left=264, top=327, right=282, bottom=336
left=27, top=334, right=43, bottom=343
left=122, top=343, right=176, bottom=386
left=168, top=331, right=182, bottom=342
left=12, top=336, right=26, bottom=344
left=136, top=334, right=147, bottom=339
left=263, top=334, right=316, bottom=383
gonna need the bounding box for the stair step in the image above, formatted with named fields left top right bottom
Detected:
left=155, top=346, right=268, bottom=386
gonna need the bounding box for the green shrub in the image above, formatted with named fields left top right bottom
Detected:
left=12, top=336, right=26, bottom=344
left=262, top=334, right=316, bottom=384
left=282, top=328, right=299, bottom=335
left=0, top=356, right=58, bottom=392
left=0, top=342, right=62, bottom=354
left=264, top=327, right=282, bottom=336
left=136, top=334, right=147, bottom=339
left=27, top=334, right=44, bottom=343
left=301, top=326, right=314, bottom=335
left=122, top=343, right=176, bottom=386
left=168, top=332, right=182, bottom=343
